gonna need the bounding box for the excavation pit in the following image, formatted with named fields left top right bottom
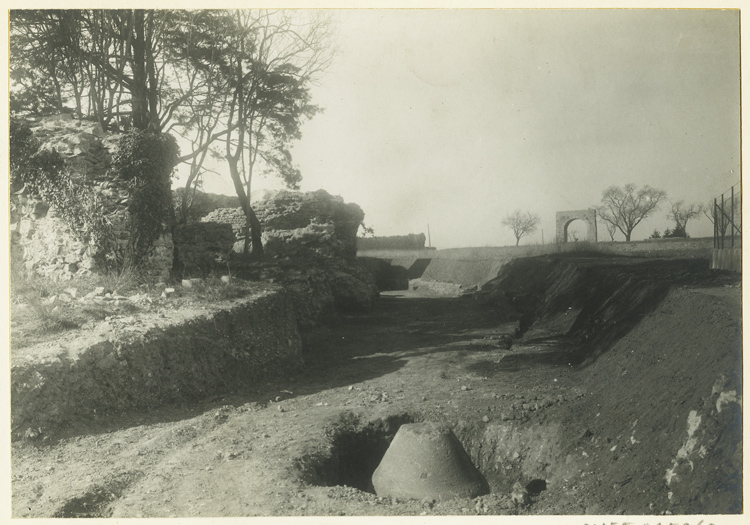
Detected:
left=298, top=413, right=416, bottom=493
left=526, top=478, right=547, bottom=495
left=371, top=421, right=491, bottom=500
left=298, top=414, right=504, bottom=502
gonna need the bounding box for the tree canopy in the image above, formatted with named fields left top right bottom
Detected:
left=596, top=184, right=667, bottom=242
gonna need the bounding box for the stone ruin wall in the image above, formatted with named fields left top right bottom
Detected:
left=10, top=114, right=172, bottom=282
left=194, top=190, right=377, bottom=320
left=201, top=189, right=364, bottom=261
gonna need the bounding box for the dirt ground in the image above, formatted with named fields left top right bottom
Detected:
left=9, top=255, right=743, bottom=518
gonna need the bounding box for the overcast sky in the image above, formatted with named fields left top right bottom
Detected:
left=186, top=8, right=741, bottom=248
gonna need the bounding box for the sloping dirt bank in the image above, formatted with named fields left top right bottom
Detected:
left=11, top=287, right=303, bottom=442
left=10, top=255, right=741, bottom=517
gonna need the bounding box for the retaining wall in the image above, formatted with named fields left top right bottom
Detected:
left=11, top=289, right=302, bottom=440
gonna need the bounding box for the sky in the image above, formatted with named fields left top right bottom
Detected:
left=177, top=8, right=741, bottom=249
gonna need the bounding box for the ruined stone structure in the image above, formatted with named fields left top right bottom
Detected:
left=198, top=189, right=378, bottom=318
left=202, top=189, right=364, bottom=260
left=172, top=222, right=236, bottom=278
left=10, top=114, right=172, bottom=282
left=555, top=209, right=598, bottom=244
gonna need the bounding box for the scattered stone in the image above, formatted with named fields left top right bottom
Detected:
left=510, top=481, right=530, bottom=507
left=421, top=497, right=436, bottom=508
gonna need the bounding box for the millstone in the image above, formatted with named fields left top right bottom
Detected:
left=371, top=422, right=490, bottom=500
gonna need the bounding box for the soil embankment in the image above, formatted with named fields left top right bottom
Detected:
left=11, top=254, right=741, bottom=517
left=11, top=288, right=303, bottom=441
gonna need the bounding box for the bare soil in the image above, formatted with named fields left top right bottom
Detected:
left=10, top=255, right=742, bottom=518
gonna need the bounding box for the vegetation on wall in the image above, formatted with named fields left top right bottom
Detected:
left=11, top=119, right=179, bottom=273
left=110, top=129, right=180, bottom=266
left=10, top=119, right=65, bottom=194
left=10, top=119, right=120, bottom=267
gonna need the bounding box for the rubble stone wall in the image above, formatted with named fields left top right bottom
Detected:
left=10, top=115, right=172, bottom=282
left=201, top=189, right=378, bottom=316
left=202, top=189, right=364, bottom=260
left=172, top=222, right=236, bottom=278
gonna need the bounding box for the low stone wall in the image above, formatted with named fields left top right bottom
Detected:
left=11, top=289, right=302, bottom=441
left=172, top=222, right=236, bottom=279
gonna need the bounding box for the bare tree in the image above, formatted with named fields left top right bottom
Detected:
left=604, top=221, right=617, bottom=241
left=666, top=201, right=702, bottom=238
left=502, top=210, right=540, bottom=246
left=222, top=10, right=335, bottom=255
left=596, top=184, right=667, bottom=242
left=703, top=197, right=740, bottom=237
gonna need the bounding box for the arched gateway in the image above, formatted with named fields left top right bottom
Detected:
left=556, top=209, right=597, bottom=243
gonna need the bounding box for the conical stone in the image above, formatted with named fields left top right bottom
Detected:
left=371, top=422, right=490, bottom=500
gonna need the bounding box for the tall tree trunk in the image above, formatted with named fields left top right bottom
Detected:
left=50, top=65, right=64, bottom=112
left=227, top=155, right=264, bottom=257
left=145, top=12, right=160, bottom=130
left=130, top=9, right=148, bottom=130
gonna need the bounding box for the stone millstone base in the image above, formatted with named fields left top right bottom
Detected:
left=371, top=422, right=490, bottom=500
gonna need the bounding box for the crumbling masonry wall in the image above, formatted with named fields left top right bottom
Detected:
left=201, top=189, right=364, bottom=260
left=10, top=114, right=172, bottom=282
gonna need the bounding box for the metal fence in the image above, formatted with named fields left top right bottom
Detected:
left=713, top=184, right=741, bottom=249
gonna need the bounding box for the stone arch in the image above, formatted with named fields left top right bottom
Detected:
left=556, top=209, right=597, bottom=243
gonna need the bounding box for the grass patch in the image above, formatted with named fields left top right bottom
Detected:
left=10, top=266, right=274, bottom=351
